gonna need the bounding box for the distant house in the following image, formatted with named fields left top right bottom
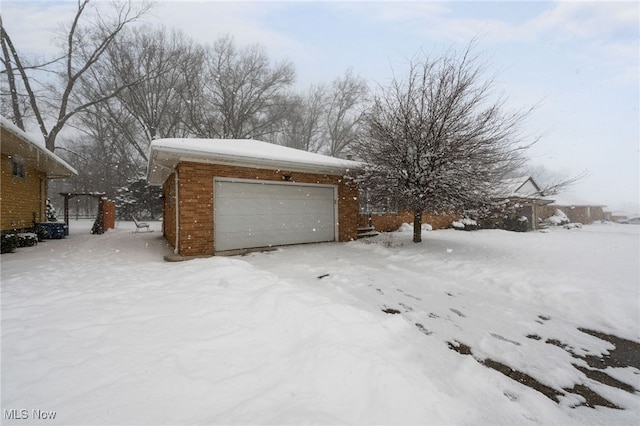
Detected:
left=540, top=194, right=607, bottom=224
left=608, top=211, right=637, bottom=223
left=147, top=138, right=361, bottom=257
left=360, top=176, right=554, bottom=233
left=493, top=176, right=554, bottom=231
left=1, top=116, right=77, bottom=232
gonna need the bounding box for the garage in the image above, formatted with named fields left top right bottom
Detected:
left=147, top=138, right=360, bottom=257
left=214, top=179, right=337, bottom=252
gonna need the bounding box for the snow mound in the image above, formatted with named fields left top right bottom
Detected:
left=398, top=222, right=432, bottom=233
left=1, top=224, right=453, bottom=425
left=452, top=218, right=478, bottom=231
left=545, top=209, right=570, bottom=226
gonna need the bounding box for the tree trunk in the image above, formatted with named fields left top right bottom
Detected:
left=413, top=210, right=422, bottom=243
left=1, top=28, right=24, bottom=130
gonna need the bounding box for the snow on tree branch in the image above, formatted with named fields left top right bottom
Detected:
left=354, top=43, right=537, bottom=243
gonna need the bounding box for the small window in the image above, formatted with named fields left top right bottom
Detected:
left=12, top=158, right=25, bottom=179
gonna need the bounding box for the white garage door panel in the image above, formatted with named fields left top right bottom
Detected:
left=214, top=180, right=336, bottom=251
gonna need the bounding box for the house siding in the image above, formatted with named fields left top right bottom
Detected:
left=163, top=162, right=359, bottom=256
left=1, top=153, right=46, bottom=231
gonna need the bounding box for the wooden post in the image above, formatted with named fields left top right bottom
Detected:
left=64, top=194, right=69, bottom=227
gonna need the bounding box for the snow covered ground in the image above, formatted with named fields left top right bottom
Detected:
left=2, top=220, right=638, bottom=425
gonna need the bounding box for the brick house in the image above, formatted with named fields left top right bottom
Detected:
left=1, top=116, right=77, bottom=232
left=147, top=138, right=361, bottom=257
left=539, top=194, right=607, bottom=224
left=357, top=176, right=553, bottom=233
left=493, top=176, right=554, bottom=230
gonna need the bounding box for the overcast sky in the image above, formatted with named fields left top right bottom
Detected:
left=3, top=1, right=639, bottom=212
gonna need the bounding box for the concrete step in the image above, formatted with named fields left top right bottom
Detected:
left=357, top=226, right=378, bottom=238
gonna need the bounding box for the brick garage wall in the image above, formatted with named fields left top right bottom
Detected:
left=171, top=162, right=359, bottom=256
left=359, top=210, right=456, bottom=232
left=1, top=153, right=46, bottom=231
left=176, top=162, right=214, bottom=256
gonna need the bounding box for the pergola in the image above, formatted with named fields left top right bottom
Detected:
left=59, top=192, right=115, bottom=235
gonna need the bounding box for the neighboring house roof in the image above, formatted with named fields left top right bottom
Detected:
left=495, top=176, right=553, bottom=204
left=500, top=176, right=540, bottom=196
left=147, top=138, right=362, bottom=185
left=548, top=193, right=606, bottom=207
left=0, top=115, right=77, bottom=179
left=609, top=211, right=637, bottom=218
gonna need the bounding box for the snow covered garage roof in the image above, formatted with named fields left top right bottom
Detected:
left=0, top=116, right=77, bottom=179
left=147, top=138, right=362, bottom=185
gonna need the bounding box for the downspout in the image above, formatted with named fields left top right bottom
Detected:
left=40, top=177, right=46, bottom=222
left=174, top=168, right=180, bottom=255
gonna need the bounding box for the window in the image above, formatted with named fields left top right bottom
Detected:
left=359, top=188, right=398, bottom=214
left=12, top=158, right=25, bottom=179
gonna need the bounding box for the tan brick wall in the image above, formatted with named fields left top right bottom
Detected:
left=337, top=178, right=360, bottom=241
left=1, top=153, right=46, bottom=231
left=165, top=162, right=359, bottom=256
left=359, top=210, right=456, bottom=232
left=176, top=162, right=214, bottom=256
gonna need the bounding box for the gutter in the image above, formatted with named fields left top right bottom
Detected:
left=174, top=167, right=180, bottom=255
left=151, top=144, right=362, bottom=177
left=0, top=118, right=78, bottom=177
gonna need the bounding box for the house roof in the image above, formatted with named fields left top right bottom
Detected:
left=147, top=138, right=362, bottom=185
left=500, top=176, right=541, bottom=197
left=548, top=193, right=606, bottom=207
left=494, top=176, right=554, bottom=203
left=0, top=116, right=77, bottom=179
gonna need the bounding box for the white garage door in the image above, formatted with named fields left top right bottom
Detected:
left=214, top=179, right=337, bottom=252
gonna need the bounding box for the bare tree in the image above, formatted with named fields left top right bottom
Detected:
left=515, top=162, right=589, bottom=196
left=270, top=71, right=367, bottom=156
left=102, top=26, right=205, bottom=143
left=0, top=0, right=150, bottom=151
left=190, top=35, right=295, bottom=139
left=0, top=16, right=24, bottom=128
left=324, top=69, right=368, bottom=157
left=0, top=15, right=43, bottom=130
left=354, top=46, right=534, bottom=243
left=269, top=84, right=326, bottom=152
left=57, top=99, right=144, bottom=198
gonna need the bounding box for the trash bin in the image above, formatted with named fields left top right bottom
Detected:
left=36, top=222, right=67, bottom=239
